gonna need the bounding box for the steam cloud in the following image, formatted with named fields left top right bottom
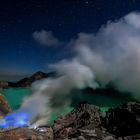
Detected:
left=33, top=30, right=62, bottom=47
left=8, top=12, right=140, bottom=126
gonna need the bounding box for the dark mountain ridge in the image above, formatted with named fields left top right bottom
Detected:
left=0, top=71, right=55, bottom=88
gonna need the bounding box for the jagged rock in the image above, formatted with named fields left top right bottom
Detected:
left=0, top=71, right=55, bottom=88
left=0, top=94, right=12, bottom=116
left=103, top=101, right=140, bottom=136
left=2, top=101, right=140, bottom=139
left=13, top=71, right=55, bottom=87
left=53, top=101, right=140, bottom=139
left=0, top=126, right=53, bottom=140
left=53, top=102, right=116, bottom=140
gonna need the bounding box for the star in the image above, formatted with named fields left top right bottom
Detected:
left=85, top=1, right=89, bottom=5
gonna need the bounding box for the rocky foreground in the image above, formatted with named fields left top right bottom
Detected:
left=1, top=101, right=140, bottom=139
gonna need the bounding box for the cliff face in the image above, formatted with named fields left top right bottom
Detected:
left=103, top=101, right=140, bottom=136
left=53, top=101, right=140, bottom=140
left=0, top=94, right=11, bottom=117
left=1, top=101, right=140, bottom=139
left=53, top=102, right=105, bottom=139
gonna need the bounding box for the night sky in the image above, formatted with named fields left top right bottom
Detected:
left=0, top=0, right=140, bottom=79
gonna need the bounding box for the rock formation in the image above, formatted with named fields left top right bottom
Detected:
left=1, top=101, right=140, bottom=139
left=52, top=102, right=117, bottom=140
left=103, top=101, right=140, bottom=137
left=0, top=71, right=55, bottom=88
left=0, top=126, right=53, bottom=140
left=0, top=94, right=12, bottom=117
left=0, top=82, right=9, bottom=88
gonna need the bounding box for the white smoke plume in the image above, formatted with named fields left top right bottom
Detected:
left=20, top=59, right=98, bottom=125
left=74, top=12, right=140, bottom=97
left=19, top=12, right=140, bottom=125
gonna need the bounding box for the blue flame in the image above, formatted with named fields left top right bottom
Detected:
left=0, top=110, right=31, bottom=129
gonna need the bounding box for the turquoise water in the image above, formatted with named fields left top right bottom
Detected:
left=1, top=88, right=32, bottom=110
left=0, top=88, right=135, bottom=124
left=0, top=88, right=134, bottom=111
left=0, top=88, right=73, bottom=124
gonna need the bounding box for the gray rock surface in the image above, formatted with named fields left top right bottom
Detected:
left=2, top=101, right=140, bottom=139
left=103, top=101, right=140, bottom=136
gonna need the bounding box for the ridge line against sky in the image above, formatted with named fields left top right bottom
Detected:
left=0, top=0, right=139, bottom=80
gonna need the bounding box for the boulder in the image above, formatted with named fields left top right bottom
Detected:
left=103, top=101, right=140, bottom=136
left=53, top=102, right=116, bottom=140
left=0, top=126, right=53, bottom=140
left=2, top=101, right=140, bottom=139
left=0, top=94, right=12, bottom=116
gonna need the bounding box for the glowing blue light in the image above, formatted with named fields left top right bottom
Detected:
left=0, top=110, right=31, bottom=129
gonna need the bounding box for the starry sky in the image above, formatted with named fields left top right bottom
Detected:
left=0, top=0, right=140, bottom=80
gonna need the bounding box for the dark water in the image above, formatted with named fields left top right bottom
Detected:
left=70, top=88, right=135, bottom=110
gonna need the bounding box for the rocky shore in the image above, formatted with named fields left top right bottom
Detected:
left=1, top=101, right=140, bottom=139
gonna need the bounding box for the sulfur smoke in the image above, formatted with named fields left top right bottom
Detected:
left=5, top=12, right=140, bottom=126
left=74, top=12, right=140, bottom=97
left=21, top=59, right=98, bottom=126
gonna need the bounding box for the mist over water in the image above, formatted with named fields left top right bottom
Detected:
left=1, top=12, right=140, bottom=127
left=23, top=12, right=140, bottom=125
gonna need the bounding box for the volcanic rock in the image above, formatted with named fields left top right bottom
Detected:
left=102, top=101, right=140, bottom=136
left=53, top=101, right=140, bottom=139
left=0, top=94, right=11, bottom=116
left=2, top=101, right=140, bottom=139
left=13, top=71, right=55, bottom=87
left=53, top=102, right=116, bottom=140
left=0, top=71, right=55, bottom=88
left=0, top=126, right=53, bottom=140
